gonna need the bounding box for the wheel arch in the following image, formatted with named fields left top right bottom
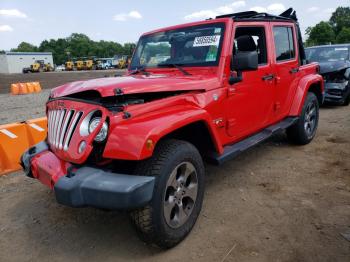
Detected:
left=155, top=120, right=220, bottom=158
left=103, top=108, right=223, bottom=161
left=289, top=74, right=324, bottom=116
left=308, top=82, right=323, bottom=105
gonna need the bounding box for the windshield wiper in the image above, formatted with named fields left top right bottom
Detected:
left=158, top=63, right=192, bottom=76
left=129, top=66, right=150, bottom=76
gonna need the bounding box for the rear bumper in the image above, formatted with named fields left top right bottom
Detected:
left=21, top=142, right=155, bottom=210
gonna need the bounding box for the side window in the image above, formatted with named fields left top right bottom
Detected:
left=234, top=27, right=267, bottom=65
left=273, top=26, right=295, bottom=61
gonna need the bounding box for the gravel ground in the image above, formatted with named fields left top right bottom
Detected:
left=0, top=95, right=349, bottom=262
left=0, top=70, right=127, bottom=125
left=0, top=70, right=126, bottom=94
left=0, top=90, right=49, bottom=125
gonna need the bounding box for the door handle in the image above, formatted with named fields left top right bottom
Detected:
left=262, top=74, right=275, bottom=81
left=290, top=67, right=299, bottom=74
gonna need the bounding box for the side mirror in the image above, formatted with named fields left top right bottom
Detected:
left=229, top=51, right=258, bottom=85
left=231, top=51, right=258, bottom=71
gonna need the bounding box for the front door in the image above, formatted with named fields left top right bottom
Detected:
left=225, top=24, right=275, bottom=141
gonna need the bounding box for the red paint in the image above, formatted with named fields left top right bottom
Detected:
left=31, top=151, right=71, bottom=189
left=30, top=16, right=323, bottom=185
left=46, top=100, right=109, bottom=164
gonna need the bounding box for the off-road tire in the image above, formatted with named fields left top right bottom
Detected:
left=287, top=92, right=319, bottom=145
left=129, top=139, right=205, bottom=249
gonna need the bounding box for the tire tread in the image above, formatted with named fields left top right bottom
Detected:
left=130, top=139, right=203, bottom=248
left=287, top=92, right=319, bottom=145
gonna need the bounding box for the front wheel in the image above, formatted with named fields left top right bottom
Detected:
left=287, top=92, right=319, bottom=145
left=342, top=93, right=350, bottom=106
left=130, top=139, right=205, bottom=249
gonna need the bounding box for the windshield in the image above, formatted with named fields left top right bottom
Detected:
left=306, top=46, right=350, bottom=63
left=130, top=23, right=225, bottom=70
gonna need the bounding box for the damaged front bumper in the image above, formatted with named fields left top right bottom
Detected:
left=21, top=142, right=155, bottom=210
left=324, top=81, right=350, bottom=104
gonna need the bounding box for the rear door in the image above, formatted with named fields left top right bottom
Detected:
left=271, top=23, right=300, bottom=121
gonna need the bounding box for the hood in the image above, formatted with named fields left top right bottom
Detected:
left=50, top=74, right=221, bottom=98
left=318, top=60, right=350, bottom=75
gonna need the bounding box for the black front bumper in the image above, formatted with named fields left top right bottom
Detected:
left=54, top=167, right=155, bottom=210
left=324, top=82, right=350, bottom=104
left=22, top=142, right=155, bottom=210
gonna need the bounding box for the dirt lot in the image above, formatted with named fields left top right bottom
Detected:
left=0, top=81, right=349, bottom=261
left=0, top=89, right=50, bottom=125
left=0, top=69, right=126, bottom=94
left=0, top=70, right=126, bottom=125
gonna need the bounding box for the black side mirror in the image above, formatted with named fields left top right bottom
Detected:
left=229, top=51, right=258, bottom=85
left=231, top=51, right=258, bottom=71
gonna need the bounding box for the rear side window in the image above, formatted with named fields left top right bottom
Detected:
left=273, top=26, right=295, bottom=61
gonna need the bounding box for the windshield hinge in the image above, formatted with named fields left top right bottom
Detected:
left=114, top=88, right=124, bottom=96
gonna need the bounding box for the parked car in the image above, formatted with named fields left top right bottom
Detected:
left=55, top=65, right=65, bottom=71
left=96, top=61, right=112, bottom=70
left=22, top=67, right=31, bottom=73
left=306, top=44, right=350, bottom=106
left=22, top=8, right=323, bottom=249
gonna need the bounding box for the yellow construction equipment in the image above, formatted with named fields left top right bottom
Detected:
left=118, top=55, right=131, bottom=69
left=30, top=60, right=54, bottom=73
left=65, top=61, right=74, bottom=71
left=83, top=60, right=94, bottom=70
left=74, top=60, right=84, bottom=71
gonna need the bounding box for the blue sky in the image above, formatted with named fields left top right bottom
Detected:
left=0, top=0, right=348, bottom=50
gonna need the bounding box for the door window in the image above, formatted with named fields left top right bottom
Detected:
left=273, top=26, right=295, bottom=61
left=234, top=27, right=267, bottom=65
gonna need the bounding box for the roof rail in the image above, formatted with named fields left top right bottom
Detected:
left=216, top=7, right=297, bottom=22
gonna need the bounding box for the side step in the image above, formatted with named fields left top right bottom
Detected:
left=206, top=117, right=298, bottom=165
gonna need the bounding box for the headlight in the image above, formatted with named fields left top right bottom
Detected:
left=89, top=117, right=108, bottom=142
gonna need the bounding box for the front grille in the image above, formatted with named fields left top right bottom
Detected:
left=328, top=89, right=342, bottom=96
left=47, top=109, right=83, bottom=151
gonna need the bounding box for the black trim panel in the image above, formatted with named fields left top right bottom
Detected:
left=206, top=117, right=298, bottom=165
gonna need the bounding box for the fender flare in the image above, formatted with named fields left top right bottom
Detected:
left=103, top=106, right=223, bottom=160
left=289, top=74, right=324, bottom=116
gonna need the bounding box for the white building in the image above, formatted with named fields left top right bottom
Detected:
left=0, top=52, right=54, bottom=74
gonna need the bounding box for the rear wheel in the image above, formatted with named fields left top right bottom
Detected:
left=130, top=139, right=205, bottom=249
left=287, top=92, right=319, bottom=145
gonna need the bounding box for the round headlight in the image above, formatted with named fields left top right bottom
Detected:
left=89, top=117, right=108, bottom=142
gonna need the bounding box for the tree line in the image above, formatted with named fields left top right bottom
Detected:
left=8, top=33, right=136, bottom=65
left=306, top=6, right=350, bottom=46
left=2, top=7, right=349, bottom=61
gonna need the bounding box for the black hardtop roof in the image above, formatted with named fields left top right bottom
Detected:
left=215, top=8, right=297, bottom=23
left=215, top=8, right=308, bottom=65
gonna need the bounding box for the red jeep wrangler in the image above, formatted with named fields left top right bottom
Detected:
left=22, top=9, right=324, bottom=248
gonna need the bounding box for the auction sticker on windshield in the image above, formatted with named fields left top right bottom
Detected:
left=193, top=35, right=221, bottom=47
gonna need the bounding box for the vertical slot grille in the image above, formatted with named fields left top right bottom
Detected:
left=47, top=108, right=82, bottom=151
